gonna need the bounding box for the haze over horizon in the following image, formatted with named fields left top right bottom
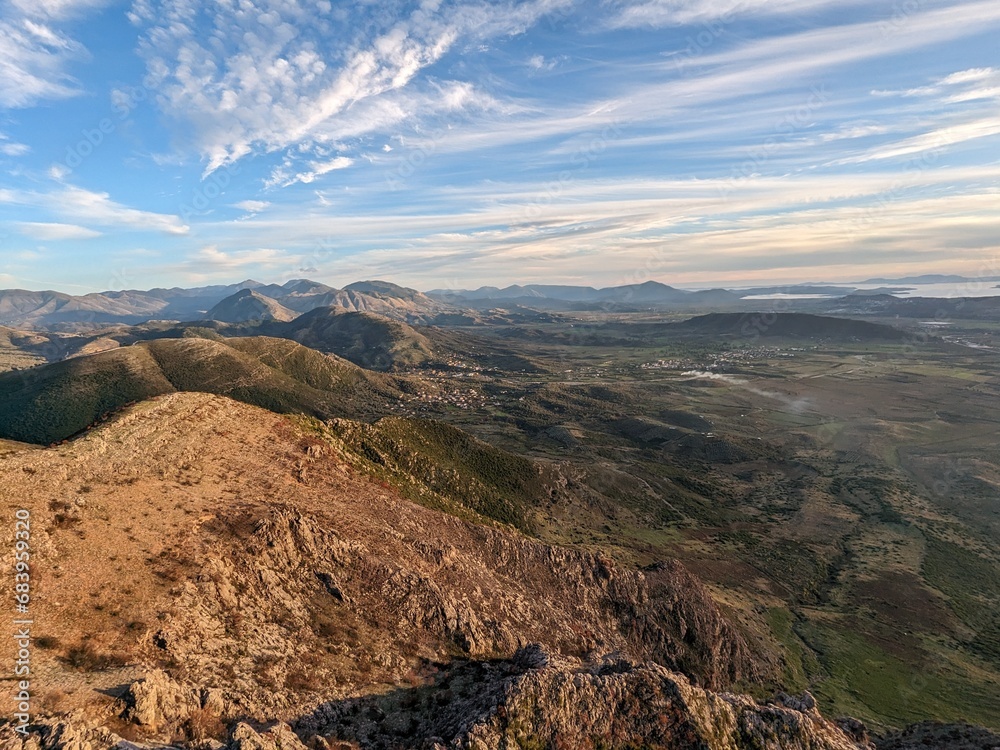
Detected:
left=1, top=0, right=998, bottom=293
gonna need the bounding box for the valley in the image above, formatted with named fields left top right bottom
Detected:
left=0, top=281, right=998, bottom=748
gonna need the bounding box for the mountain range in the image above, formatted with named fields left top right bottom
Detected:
left=17, top=276, right=995, bottom=332
left=0, top=279, right=457, bottom=331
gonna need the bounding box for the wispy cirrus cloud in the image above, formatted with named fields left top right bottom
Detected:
left=605, top=0, right=865, bottom=28
left=159, top=245, right=306, bottom=283
left=838, top=115, right=1000, bottom=164
left=392, top=2, right=1000, bottom=163
left=0, top=0, right=114, bottom=108
left=180, top=160, right=1000, bottom=287
left=231, top=200, right=271, bottom=215
left=0, top=183, right=190, bottom=235
left=265, top=156, right=354, bottom=189
left=0, top=132, right=30, bottom=156
left=130, top=0, right=571, bottom=176
left=17, top=221, right=101, bottom=240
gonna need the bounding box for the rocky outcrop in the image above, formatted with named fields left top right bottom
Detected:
left=0, top=653, right=873, bottom=750
left=296, top=649, right=871, bottom=750
left=121, top=670, right=229, bottom=735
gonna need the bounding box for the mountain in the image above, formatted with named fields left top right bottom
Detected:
left=0, top=336, right=404, bottom=444
left=430, top=281, right=743, bottom=310
left=0, top=392, right=876, bottom=750
left=274, top=282, right=454, bottom=324
left=855, top=274, right=1000, bottom=285
left=667, top=312, right=910, bottom=340
left=0, top=279, right=460, bottom=330
left=206, top=289, right=299, bottom=323
left=267, top=307, right=435, bottom=370
left=824, top=294, right=1000, bottom=320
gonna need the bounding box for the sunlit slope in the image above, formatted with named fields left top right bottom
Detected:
left=0, top=336, right=404, bottom=444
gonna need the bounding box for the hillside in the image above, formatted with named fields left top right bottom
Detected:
left=667, top=312, right=910, bottom=340
left=328, top=416, right=549, bottom=532
left=268, top=307, right=435, bottom=370
left=0, top=392, right=877, bottom=750
left=0, top=337, right=404, bottom=444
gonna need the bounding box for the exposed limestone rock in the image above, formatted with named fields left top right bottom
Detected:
left=229, top=724, right=309, bottom=750
left=0, top=715, right=124, bottom=750
left=123, top=671, right=203, bottom=731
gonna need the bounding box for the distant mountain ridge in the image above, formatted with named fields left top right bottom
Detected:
left=6, top=276, right=1000, bottom=331
left=668, top=312, right=910, bottom=340
left=0, top=278, right=457, bottom=331
left=429, top=280, right=745, bottom=309
left=854, top=274, right=1000, bottom=284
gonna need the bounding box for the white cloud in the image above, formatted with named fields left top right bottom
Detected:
left=818, top=123, right=891, bottom=143
left=940, top=67, right=997, bottom=86
left=0, top=134, right=30, bottom=156
left=16, top=221, right=101, bottom=240
left=0, top=183, right=190, bottom=235
left=0, top=0, right=115, bottom=108
left=56, top=186, right=191, bottom=235
left=838, top=116, right=1000, bottom=164
left=527, top=54, right=557, bottom=71
left=10, top=0, right=114, bottom=20
left=184, top=162, right=1000, bottom=288
left=231, top=200, right=271, bottom=214
left=267, top=156, right=353, bottom=189
left=607, top=0, right=864, bottom=28
left=191, top=246, right=294, bottom=269
left=170, top=246, right=305, bottom=281
left=130, top=0, right=570, bottom=173
left=873, top=66, right=1000, bottom=99
left=391, top=2, right=1000, bottom=160
left=0, top=18, right=82, bottom=106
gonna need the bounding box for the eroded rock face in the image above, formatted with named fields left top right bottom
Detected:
left=154, top=505, right=762, bottom=714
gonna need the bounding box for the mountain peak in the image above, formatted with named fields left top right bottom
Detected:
left=206, top=289, right=298, bottom=323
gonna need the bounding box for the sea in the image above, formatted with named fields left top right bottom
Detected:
left=738, top=281, right=1000, bottom=300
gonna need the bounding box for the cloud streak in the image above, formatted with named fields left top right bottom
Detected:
left=0, top=184, right=190, bottom=236
left=17, top=221, right=101, bottom=240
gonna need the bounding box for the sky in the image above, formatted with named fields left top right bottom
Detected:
left=0, top=0, right=998, bottom=294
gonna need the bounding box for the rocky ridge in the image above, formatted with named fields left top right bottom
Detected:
left=0, top=393, right=901, bottom=749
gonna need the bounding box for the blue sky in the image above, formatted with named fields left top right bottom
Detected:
left=0, top=0, right=998, bottom=293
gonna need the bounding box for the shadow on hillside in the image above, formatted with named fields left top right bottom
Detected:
left=290, top=654, right=537, bottom=750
